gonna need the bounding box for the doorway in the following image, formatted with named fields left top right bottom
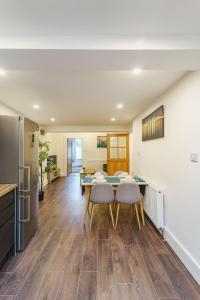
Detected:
left=107, top=133, right=129, bottom=175
left=67, top=138, right=83, bottom=174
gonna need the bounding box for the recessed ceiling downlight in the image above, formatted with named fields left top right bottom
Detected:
left=117, top=104, right=123, bottom=109
left=50, top=118, right=55, bottom=122
left=33, top=104, right=40, bottom=109
left=111, top=117, right=116, bottom=121
left=0, top=69, right=6, bottom=76
left=132, top=67, right=142, bottom=75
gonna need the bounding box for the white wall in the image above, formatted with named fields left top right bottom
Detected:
left=44, top=132, right=110, bottom=176
left=131, top=72, right=200, bottom=284
left=0, top=102, right=18, bottom=115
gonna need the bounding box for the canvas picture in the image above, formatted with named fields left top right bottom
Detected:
left=142, top=105, right=164, bottom=141
left=97, top=136, right=107, bottom=148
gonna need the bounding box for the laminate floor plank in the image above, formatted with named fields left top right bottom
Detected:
left=15, top=230, right=61, bottom=300
left=111, top=224, right=158, bottom=299
left=56, top=234, right=86, bottom=300
left=146, top=222, right=200, bottom=297
left=110, top=228, right=134, bottom=284
left=117, top=283, right=158, bottom=300
left=144, top=221, right=173, bottom=257
left=0, top=273, right=13, bottom=295
left=77, top=271, right=97, bottom=300
left=0, top=228, right=55, bottom=296
left=166, top=246, right=200, bottom=297
left=97, top=239, right=118, bottom=300
left=47, top=245, right=69, bottom=272
left=125, top=242, right=158, bottom=299
left=131, top=224, right=180, bottom=298
left=82, top=235, right=97, bottom=272
left=98, top=239, right=113, bottom=271
left=34, top=271, right=63, bottom=300
left=0, top=175, right=199, bottom=300
left=158, top=253, right=200, bottom=300
left=119, top=223, right=135, bottom=245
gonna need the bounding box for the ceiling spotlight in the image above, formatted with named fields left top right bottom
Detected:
left=111, top=117, right=116, bottom=121
left=0, top=69, right=6, bottom=76
left=33, top=104, right=40, bottom=109
left=117, top=104, right=123, bottom=109
left=50, top=118, right=55, bottom=122
left=132, top=67, right=142, bottom=75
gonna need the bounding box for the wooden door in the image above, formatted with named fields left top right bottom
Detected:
left=107, top=133, right=129, bottom=175
left=67, top=138, right=73, bottom=175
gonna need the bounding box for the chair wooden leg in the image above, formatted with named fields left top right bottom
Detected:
left=140, top=194, right=145, bottom=226
left=83, top=195, right=90, bottom=225
left=109, top=203, right=115, bottom=228
left=88, top=202, right=93, bottom=216
left=135, top=203, right=141, bottom=230
left=90, top=203, right=95, bottom=228
left=115, top=203, right=120, bottom=229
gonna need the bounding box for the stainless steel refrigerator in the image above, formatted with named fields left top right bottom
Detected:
left=0, top=115, right=39, bottom=251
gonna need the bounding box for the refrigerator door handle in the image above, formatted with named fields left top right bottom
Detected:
left=19, top=166, right=31, bottom=192
left=19, top=195, right=31, bottom=222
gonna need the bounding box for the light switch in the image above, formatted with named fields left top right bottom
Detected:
left=190, top=153, right=199, bottom=163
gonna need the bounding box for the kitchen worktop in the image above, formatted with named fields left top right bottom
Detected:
left=0, top=184, right=17, bottom=198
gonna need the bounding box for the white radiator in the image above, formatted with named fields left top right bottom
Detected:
left=143, top=183, right=164, bottom=231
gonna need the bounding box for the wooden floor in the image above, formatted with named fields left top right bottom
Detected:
left=0, top=174, right=199, bottom=300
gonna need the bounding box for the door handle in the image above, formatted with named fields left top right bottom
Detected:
left=19, top=195, right=30, bottom=222
left=19, top=166, right=31, bottom=193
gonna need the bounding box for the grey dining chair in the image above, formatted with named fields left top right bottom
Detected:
left=89, top=183, right=115, bottom=228
left=115, top=183, right=141, bottom=230
left=98, top=171, right=108, bottom=176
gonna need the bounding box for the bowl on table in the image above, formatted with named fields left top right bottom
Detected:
left=121, top=175, right=133, bottom=183
left=95, top=177, right=105, bottom=183
left=118, top=172, right=129, bottom=177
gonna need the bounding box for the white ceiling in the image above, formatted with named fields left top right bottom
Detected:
left=0, top=0, right=197, bottom=126
left=0, top=0, right=200, bottom=35
left=0, top=70, right=185, bottom=125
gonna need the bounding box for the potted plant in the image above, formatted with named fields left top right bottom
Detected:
left=39, top=141, right=50, bottom=201
left=45, top=161, right=56, bottom=184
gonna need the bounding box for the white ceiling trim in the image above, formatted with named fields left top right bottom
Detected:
left=1, top=35, right=200, bottom=50
left=43, top=125, right=131, bottom=133
left=0, top=49, right=200, bottom=71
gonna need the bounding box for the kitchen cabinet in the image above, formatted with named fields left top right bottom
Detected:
left=0, top=185, right=16, bottom=268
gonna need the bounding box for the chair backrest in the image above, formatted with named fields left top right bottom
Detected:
left=90, top=183, right=114, bottom=204
left=99, top=171, right=108, bottom=176
left=115, top=183, right=140, bottom=204
left=114, top=171, right=128, bottom=176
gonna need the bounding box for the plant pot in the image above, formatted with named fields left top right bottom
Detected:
left=39, top=191, right=44, bottom=201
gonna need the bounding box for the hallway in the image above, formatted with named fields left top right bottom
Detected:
left=0, top=174, right=199, bottom=300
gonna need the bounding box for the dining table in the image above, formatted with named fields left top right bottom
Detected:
left=81, top=175, right=148, bottom=226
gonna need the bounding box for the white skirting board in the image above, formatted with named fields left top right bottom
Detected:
left=164, top=227, right=200, bottom=285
